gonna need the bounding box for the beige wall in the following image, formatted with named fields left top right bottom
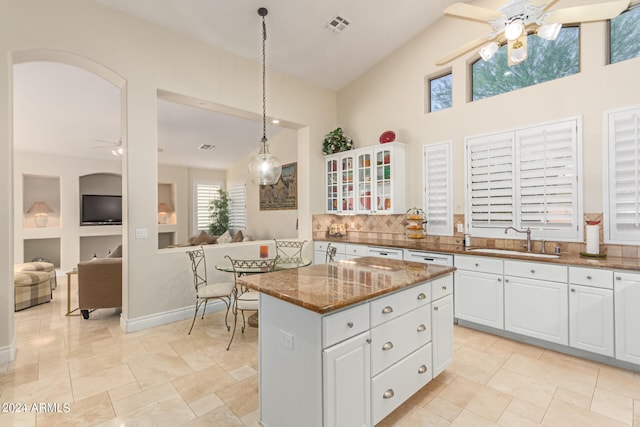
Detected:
left=337, top=17, right=640, bottom=216
left=0, top=0, right=336, bottom=361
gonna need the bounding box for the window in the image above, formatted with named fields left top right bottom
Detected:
left=428, top=72, right=452, bottom=112
left=472, top=27, right=579, bottom=101
left=228, top=183, right=247, bottom=231
left=604, top=105, right=640, bottom=244
left=194, top=180, right=222, bottom=233
left=466, top=117, right=582, bottom=241
left=610, top=5, right=640, bottom=64
left=423, top=142, right=452, bottom=235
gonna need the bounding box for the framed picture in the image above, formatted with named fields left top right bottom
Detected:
left=260, top=162, right=297, bottom=210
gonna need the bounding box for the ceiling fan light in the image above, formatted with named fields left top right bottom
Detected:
left=504, top=18, right=524, bottom=41
left=537, top=23, right=561, bottom=41
left=510, top=40, right=527, bottom=63
left=479, top=41, right=500, bottom=61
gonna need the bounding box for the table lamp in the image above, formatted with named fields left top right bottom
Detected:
left=27, top=201, right=54, bottom=227
left=158, top=202, right=173, bottom=224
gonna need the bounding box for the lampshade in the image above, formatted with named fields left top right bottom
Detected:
left=509, top=35, right=528, bottom=65
left=27, top=201, right=53, bottom=214
left=479, top=42, right=500, bottom=61
left=537, top=23, right=561, bottom=41
left=504, top=18, right=524, bottom=41
left=248, top=7, right=282, bottom=186
left=158, top=202, right=173, bottom=213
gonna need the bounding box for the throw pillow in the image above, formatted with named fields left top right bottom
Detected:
left=192, top=230, right=212, bottom=245
left=217, top=230, right=233, bottom=244
left=231, top=230, right=244, bottom=243
left=107, top=244, right=123, bottom=258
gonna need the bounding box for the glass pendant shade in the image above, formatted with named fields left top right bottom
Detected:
left=537, top=23, right=561, bottom=41
left=504, top=18, right=524, bottom=41
left=510, top=39, right=527, bottom=63
left=248, top=138, right=282, bottom=185
left=480, top=42, right=500, bottom=61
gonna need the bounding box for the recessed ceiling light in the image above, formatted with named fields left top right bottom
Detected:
left=198, top=144, right=215, bottom=151
left=271, top=119, right=280, bottom=124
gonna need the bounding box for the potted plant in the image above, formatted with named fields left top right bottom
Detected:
left=322, top=127, right=353, bottom=155
left=208, top=189, right=230, bottom=235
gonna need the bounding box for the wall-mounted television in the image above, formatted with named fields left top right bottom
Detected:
left=81, top=194, right=122, bottom=225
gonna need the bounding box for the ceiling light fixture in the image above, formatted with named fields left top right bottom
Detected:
left=536, top=22, right=562, bottom=41
left=248, top=7, right=282, bottom=186
left=479, top=41, right=500, bottom=61
left=504, top=17, right=524, bottom=40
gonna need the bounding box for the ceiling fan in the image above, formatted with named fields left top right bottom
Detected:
left=436, top=0, right=631, bottom=66
left=92, top=138, right=123, bottom=156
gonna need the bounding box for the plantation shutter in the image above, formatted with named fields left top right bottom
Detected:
left=229, top=183, right=247, bottom=230
left=195, top=181, right=221, bottom=232
left=424, top=142, right=452, bottom=235
left=516, top=120, right=579, bottom=239
left=467, top=132, right=515, bottom=236
left=606, top=106, right=640, bottom=243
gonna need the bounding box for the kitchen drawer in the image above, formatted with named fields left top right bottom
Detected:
left=368, top=246, right=404, bottom=260
left=504, top=260, right=567, bottom=283
left=569, top=266, right=613, bottom=289
left=404, top=250, right=453, bottom=266
left=370, top=281, right=431, bottom=327
left=323, top=303, right=370, bottom=348
left=314, top=241, right=346, bottom=254
left=454, top=255, right=503, bottom=274
left=371, top=305, right=431, bottom=375
left=431, top=274, right=453, bottom=301
left=371, top=343, right=432, bottom=425
left=345, top=243, right=368, bottom=257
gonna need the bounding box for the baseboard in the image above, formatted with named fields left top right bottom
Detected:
left=120, top=300, right=226, bottom=333
left=0, top=335, right=16, bottom=364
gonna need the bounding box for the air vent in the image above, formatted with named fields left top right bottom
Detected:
left=199, top=144, right=215, bottom=151
left=324, top=15, right=350, bottom=34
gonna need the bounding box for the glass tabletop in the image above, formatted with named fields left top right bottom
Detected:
left=215, top=257, right=312, bottom=273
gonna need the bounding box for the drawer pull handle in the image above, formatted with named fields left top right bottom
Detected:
left=418, top=365, right=428, bottom=374
left=382, top=341, right=394, bottom=351
left=433, top=306, right=439, bottom=311
left=383, top=389, right=395, bottom=399
left=347, top=321, right=354, bottom=328
left=366, top=338, right=372, bottom=344
left=530, top=269, right=535, bottom=274
left=382, top=306, right=394, bottom=314
left=586, top=275, right=592, bottom=280
left=417, top=293, right=427, bottom=300
left=616, top=276, right=622, bottom=280
left=417, top=324, right=426, bottom=332
left=497, top=278, right=502, bottom=282
left=570, top=288, right=576, bottom=293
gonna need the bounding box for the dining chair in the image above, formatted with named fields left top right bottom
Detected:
left=326, top=243, right=338, bottom=263
left=186, top=246, right=235, bottom=335
left=274, top=239, right=308, bottom=264
left=225, top=255, right=277, bottom=350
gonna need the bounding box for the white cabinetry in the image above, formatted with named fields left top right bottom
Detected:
left=614, top=271, right=640, bottom=364
left=313, top=241, right=346, bottom=264
left=324, top=142, right=406, bottom=214
left=568, top=267, right=614, bottom=357
left=504, top=260, right=568, bottom=345
left=454, top=255, right=504, bottom=329
left=431, top=277, right=454, bottom=377
left=367, top=246, right=404, bottom=260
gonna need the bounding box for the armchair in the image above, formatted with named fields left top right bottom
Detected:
left=77, top=257, right=122, bottom=319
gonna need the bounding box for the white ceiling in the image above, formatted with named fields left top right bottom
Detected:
left=13, top=0, right=462, bottom=168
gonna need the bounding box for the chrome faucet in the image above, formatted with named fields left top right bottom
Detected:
left=504, top=226, right=532, bottom=252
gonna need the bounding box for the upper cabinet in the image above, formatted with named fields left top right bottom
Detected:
left=325, top=142, right=406, bottom=214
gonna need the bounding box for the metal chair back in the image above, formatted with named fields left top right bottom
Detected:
left=186, top=247, right=207, bottom=295
left=274, top=239, right=307, bottom=264
left=326, top=244, right=338, bottom=263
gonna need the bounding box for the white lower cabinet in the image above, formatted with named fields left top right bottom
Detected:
left=323, top=332, right=371, bottom=427
left=431, top=293, right=454, bottom=377
left=455, top=270, right=504, bottom=329
left=614, top=271, right=640, bottom=364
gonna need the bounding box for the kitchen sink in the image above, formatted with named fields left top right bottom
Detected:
left=467, top=248, right=560, bottom=259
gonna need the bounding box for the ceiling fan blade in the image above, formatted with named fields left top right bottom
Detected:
left=444, top=3, right=503, bottom=22
left=436, top=36, right=496, bottom=66
left=546, top=0, right=630, bottom=24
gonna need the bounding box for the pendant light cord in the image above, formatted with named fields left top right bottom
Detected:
left=261, top=9, right=267, bottom=145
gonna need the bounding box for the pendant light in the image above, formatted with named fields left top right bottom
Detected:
left=248, top=7, right=282, bottom=186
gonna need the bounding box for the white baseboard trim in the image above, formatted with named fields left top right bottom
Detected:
left=120, top=300, right=226, bottom=333
left=0, top=335, right=17, bottom=364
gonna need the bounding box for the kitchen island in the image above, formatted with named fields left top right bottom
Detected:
left=238, top=256, right=456, bottom=427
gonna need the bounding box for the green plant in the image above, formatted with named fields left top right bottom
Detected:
left=208, top=189, right=230, bottom=235
left=322, top=127, right=353, bottom=155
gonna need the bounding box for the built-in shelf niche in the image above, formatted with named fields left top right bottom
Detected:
left=23, top=174, right=60, bottom=229
left=23, top=238, right=61, bottom=267
left=79, top=235, right=122, bottom=262
left=79, top=172, right=122, bottom=226
left=158, top=182, right=176, bottom=225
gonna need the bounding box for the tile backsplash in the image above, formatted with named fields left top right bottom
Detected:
left=312, top=212, right=639, bottom=258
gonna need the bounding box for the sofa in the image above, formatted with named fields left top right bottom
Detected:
left=77, top=250, right=122, bottom=319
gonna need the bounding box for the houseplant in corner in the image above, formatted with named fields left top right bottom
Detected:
left=322, top=127, right=353, bottom=155
left=209, top=189, right=230, bottom=236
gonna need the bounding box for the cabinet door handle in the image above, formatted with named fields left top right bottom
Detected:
left=347, top=321, right=354, bottom=328
left=442, top=285, right=447, bottom=290
left=382, top=306, right=394, bottom=314
left=417, top=293, right=427, bottom=300
left=616, top=276, right=622, bottom=280
left=497, top=278, right=502, bottom=282
left=475, top=263, right=479, bottom=267
left=417, top=324, right=426, bottom=332
left=382, top=341, right=394, bottom=351
left=505, top=279, right=509, bottom=283
left=418, top=365, right=428, bottom=374
left=366, top=338, right=372, bottom=344
left=586, top=275, right=592, bottom=280
left=433, top=305, right=439, bottom=311
left=383, top=389, right=395, bottom=399
left=570, top=288, right=576, bottom=293
left=530, top=269, right=535, bottom=274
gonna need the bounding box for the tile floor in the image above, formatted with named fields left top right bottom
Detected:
left=1, top=276, right=639, bottom=426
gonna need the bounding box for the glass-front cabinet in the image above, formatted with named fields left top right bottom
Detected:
left=325, top=142, right=406, bottom=214
left=325, top=152, right=356, bottom=214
